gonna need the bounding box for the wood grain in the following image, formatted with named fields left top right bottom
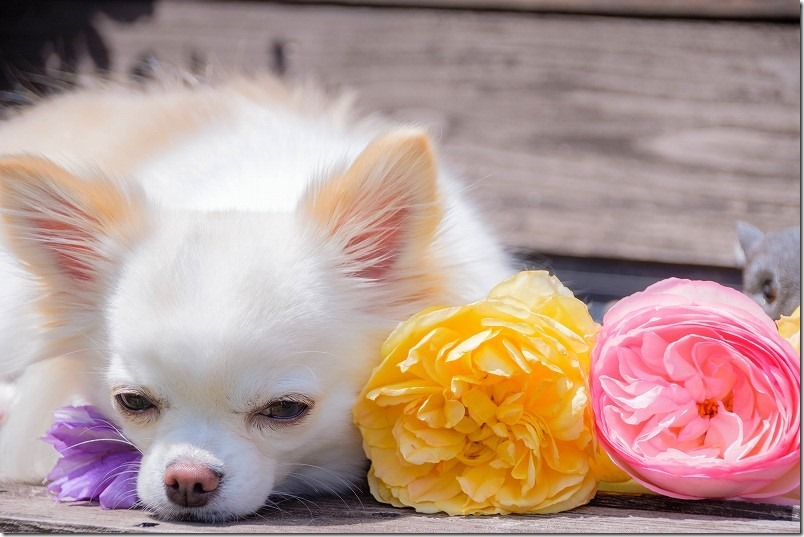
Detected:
left=288, top=0, right=801, bottom=20
left=0, top=483, right=799, bottom=533
left=1, top=0, right=799, bottom=268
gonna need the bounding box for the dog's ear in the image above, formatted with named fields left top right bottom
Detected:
left=298, top=128, right=442, bottom=282
left=0, top=155, right=144, bottom=288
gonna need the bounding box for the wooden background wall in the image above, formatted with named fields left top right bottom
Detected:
left=0, top=0, right=800, bottom=301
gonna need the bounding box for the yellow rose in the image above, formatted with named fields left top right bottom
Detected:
left=353, top=271, right=624, bottom=515
left=777, top=306, right=800, bottom=354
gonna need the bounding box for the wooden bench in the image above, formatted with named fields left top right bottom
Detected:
left=0, top=482, right=799, bottom=533
left=0, top=0, right=799, bottom=532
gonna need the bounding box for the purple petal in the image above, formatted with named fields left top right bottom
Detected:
left=99, top=472, right=140, bottom=509
left=51, top=451, right=139, bottom=501
left=41, top=405, right=142, bottom=509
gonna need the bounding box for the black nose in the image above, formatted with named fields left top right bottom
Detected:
left=163, top=460, right=222, bottom=508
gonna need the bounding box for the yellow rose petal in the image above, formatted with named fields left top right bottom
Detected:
left=457, top=466, right=507, bottom=503
left=397, top=420, right=465, bottom=465
left=521, top=341, right=564, bottom=374
left=360, top=425, right=397, bottom=449
left=449, top=375, right=482, bottom=397
left=590, top=444, right=631, bottom=484
left=536, top=473, right=597, bottom=514
left=543, top=441, right=588, bottom=475
left=444, top=398, right=466, bottom=428
left=501, top=338, right=532, bottom=374
left=490, top=421, right=510, bottom=438
left=488, top=271, right=573, bottom=311
left=407, top=473, right=463, bottom=503
left=462, top=388, right=498, bottom=424
left=416, top=394, right=444, bottom=428
left=493, top=440, right=517, bottom=468
left=517, top=451, right=538, bottom=490
left=456, top=441, right=497, bottom=466
left=777, top=306, right=800, bottom=354
left=411, top=424, right=465, bottom=447
left=399, top=327, right=458, bottom=376
left=496, top=402, right=523, bottom=425
left=367, top=467, right=405, bottom=507
left=445, top=329, right=497, bottom=362
left=480, top=317, right=537, bottom=336
left=467, top=423, right=496, bottom=443
left=353, top=398, right=398, bottom=429
left=367, top=381, right=441, bottom=406
left=453, top=415, right=480, bottom=435
left=474, top=343, right=517, bottom=377
left=547, top=386, right=588, bottom=441
left=370, top=447, right=429, bottom=486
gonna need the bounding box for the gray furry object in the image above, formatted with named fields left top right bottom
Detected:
left=736, top=221, right=801, bottom=320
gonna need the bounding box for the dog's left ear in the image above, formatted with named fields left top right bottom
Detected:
left=0, top=155, right=144, bottom=289
left=0, top=155, right=145, bottom=361
left=298, top=128, right=442, bottom=283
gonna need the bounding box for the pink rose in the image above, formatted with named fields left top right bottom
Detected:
left=591, top=278, right=800, bottom=503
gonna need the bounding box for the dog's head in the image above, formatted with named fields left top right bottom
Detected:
left=0, top=129, right=446, bottom=521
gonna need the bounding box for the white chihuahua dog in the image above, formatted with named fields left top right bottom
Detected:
left=0, top=74, right=511, bottom=521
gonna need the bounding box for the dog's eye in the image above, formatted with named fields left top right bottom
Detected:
left=251, top=394, right=313, bottom=430
left=263, top=400, right=309, bottom=421
left=115, top=392, right=155, bottom=412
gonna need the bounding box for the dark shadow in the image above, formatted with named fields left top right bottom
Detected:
left=0, top=0, right=155, bottom=111
left=515, top=250, right=742, bottom=322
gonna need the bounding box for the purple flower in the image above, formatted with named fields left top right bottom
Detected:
left=41, top=405, right=142, bottom=509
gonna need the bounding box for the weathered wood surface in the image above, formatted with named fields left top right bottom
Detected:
left=290, top=0, right=801, bottom=20
left=0, top=483, right=799, bottom=533
left=0, top=0, right=799, bottom=268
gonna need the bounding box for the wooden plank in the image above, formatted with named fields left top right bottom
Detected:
left=0, top=483, right=799, bottom=533
left=288, top=0, right=801, bottom=20
left=0, top=0, right=799, bottom=267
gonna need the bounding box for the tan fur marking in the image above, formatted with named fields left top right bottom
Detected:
left=0, top=155, right=142, bottom=281
left=300, top=129, right=447, bottom=302
left=0, top=88, right=232, bottom=177
left=0, top=74, right=363, bottom=179
left=0, top=155, right=131, bottom=220
left=304, top=130, right=442, bottom=249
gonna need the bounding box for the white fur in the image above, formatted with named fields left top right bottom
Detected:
left=0, top=78, right=511, bottom=521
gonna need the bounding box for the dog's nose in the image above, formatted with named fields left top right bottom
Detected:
left=163, top=460, right=222, bottom=508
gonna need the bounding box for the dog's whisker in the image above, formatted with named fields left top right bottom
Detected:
left=87, top=464, right=140, bottom=502
left=280, top=461, right=366, bottom=496
left=268, top=492, right=318, bottom=518
left=81, top=420, right=144, bottom=455
left=284, top=473, right=363, bottom=515
left=108, top=480, right=141, bottom=510
left=274, top=349, right=340, bottom=360
left=275, top=462, right=367, bottom=514
left=56, top=437, right=139, bottom=454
